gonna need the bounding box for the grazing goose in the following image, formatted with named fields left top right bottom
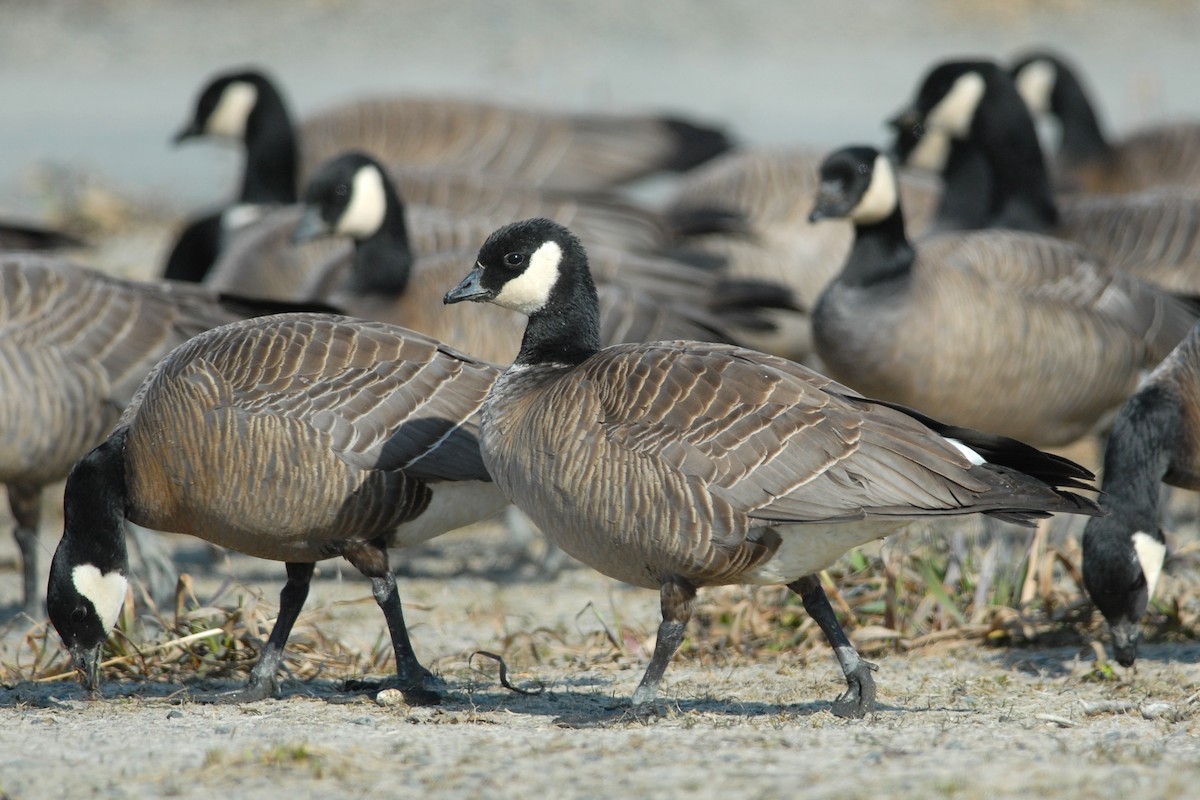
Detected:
left=443, top=217, right=1101, bottom=718
left=1082, top=322, right=1200, bottom=667
left=890, top=59, right=1200, bottom=295
left=48, top=313, right=507, bottom=702
left=294, top=152, right=783, bottom=365
left=165, top=69, right=298, bottom=283
left=807, top=146, right=1197, bottom=448
left=0, top=254, right=321, bottom=617
left=1010, top=50, right=1200, bottom=195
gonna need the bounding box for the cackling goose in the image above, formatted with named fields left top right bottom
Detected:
left=47, top=313, right=507, bottom=702
left=443, top=217, right=1101, bottom=718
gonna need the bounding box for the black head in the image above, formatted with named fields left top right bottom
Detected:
left=1082, top=513, right=1166, bottom=668
left=1009, top=50, right=1074, bottom=118
left=893, top=60, right=1000, bottom=139
left=173, top=67, right=278, bottom=144
left=809, top=146, right=899, bottom=226
left=47, top=437, right=132, bottom=692
left=444, top=218, right=591, bottom=316
left=294, top=151, right=398, bottom=244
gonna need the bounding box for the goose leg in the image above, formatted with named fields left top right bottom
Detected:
left=788, top=574, right=877, bottom=718
left=197, top=561, right=314, bottom=703
left=9, top=483, right=42, bottom=618
left=631, top=578, right=696, bottom=707
left=341, top=540, right=440, bottom=706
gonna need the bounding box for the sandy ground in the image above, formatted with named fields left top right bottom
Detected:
left=1, top=524, right=1199, bottom=800
left=3, top=2, right=1200, bottom=798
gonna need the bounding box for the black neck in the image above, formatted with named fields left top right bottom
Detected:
left=974, top=80, right=1060, bottom=231
left=61, top=432, right=130, bottom=574
left=346, top=199, right=415, bottom=296
left=240, top=86, right=297, bottom=204
left=932, top=140, right=995, bottom=231
left=1051, top=66, right=1114, bottom=165
left=1099, top=384, right=1180, bottom=528
left=514, top=277, right=603, bottom=368
left=840, top=206, right=915, bottom=288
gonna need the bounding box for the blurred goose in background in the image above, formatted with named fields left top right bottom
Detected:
left=0, top=219, right=84, bottom=252
left=807, top=146, right=1197, bottom=448
left=1009, top=50, right=1200, bottom=195
left=47, top=314, right=507, bottom=703
left=292, top=152, right=793, bottom=365
left=662, top=148, right=943, bottom=360
left=1083, top=321, right=1200, bottom=668
left=890, top=59, right=1200, bottom=295
left=0, top=254, right=328, bottom=617
left=442, top=217, right=1101, bottom=719
left=165, top=67, right=733, bottom=283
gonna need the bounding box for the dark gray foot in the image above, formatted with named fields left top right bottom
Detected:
left=830, top=659, right=878, bottom=719
left=345, top=667, right=443, bottom=706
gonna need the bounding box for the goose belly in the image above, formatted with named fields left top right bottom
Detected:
left=743, top=519, right=922, bottom=585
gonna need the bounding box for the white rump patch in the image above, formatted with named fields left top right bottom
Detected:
left=71, top=564, right=128, bottom=633
left=945, top=437, right=986, bottom=466
left=1132, top=531, right=1167, bottom=600
left=205, top=81, right=258, bottom=139
left=493, top=240, right=563, bottom=315
left=336, top=164, right=388, bottom=238
left=905, top=128, right=951, bottom=173
left=851, top=154, right=899, bottom=225
left=1014, top=59, right=1057, bottom=116
left=926, top=71, right=986, bottom=137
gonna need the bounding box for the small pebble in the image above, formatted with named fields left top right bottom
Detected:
left=375, top=689, right=407, bottom=708
left=167, top=709, right=184, bottom=720
left=1141, top=703, right=1178, bottom=721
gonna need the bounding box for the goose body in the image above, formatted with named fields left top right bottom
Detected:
left=444, top=217, right=1101, bottom=717
left=48, top=313, right=507, bottom=701
left=1083, top=321, right=1200, bottom=666
left=1010, top=51, right=1200, bottom=195
left=0, top=254, right=300, bottom=615
left=892, top=59, right=1200, bottom=295
left=808, top=147, right=1196, bottom=448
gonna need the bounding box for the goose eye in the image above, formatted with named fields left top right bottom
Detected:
left=504, top=253, right=524, bottom=266
left=335, top=184, right=348, bottom=197
left=71, top=606, right=87, bottom=623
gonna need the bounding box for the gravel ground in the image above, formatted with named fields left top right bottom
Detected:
left=2, top=2, right=1200, bottom=798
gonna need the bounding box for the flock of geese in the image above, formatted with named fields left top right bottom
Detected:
left=5, top=49, right=1199, bottom=718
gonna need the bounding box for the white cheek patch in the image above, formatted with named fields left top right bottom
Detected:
left=1015, top=60, right=1056, bottom=116
left=205, top=81, right=258, bottom=139
left=926, top=72, right=986, bottom=138
left=336, top=165, right=388, bottom=238
left=1132, top=531, right=1167, bottom=600
left=905, top=128, right=951, bottom=173
left=71, top=564, right=128, bottom=633
left=945, top=437, right=986, bottom=466
left=493, top=240, right=563, bottom=315
left=850, top=155, right=899, bottom=225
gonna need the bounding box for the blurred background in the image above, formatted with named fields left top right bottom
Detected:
left=1, top=0, right=1196, bottom=234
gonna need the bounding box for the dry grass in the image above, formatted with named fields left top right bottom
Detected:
left=4, top=511, right=1199, bottom=691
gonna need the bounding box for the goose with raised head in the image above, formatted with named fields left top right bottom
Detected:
left=890, top=58, right=1200, bottom=295
left=47, top=313, right=507, bottom=702
left=808, top=146, right=1196, bottom=448
left=0, top=254, right=327, bottom=617
left=443, top=217, right=1101, bottom=719
left=295, top=153, right=788, bottom=365
left=1010, top=50, right=1200, bottom=195
left=1082, top=322, right=1200, bottom=667
left=165, top=68, right=298, bottom=283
